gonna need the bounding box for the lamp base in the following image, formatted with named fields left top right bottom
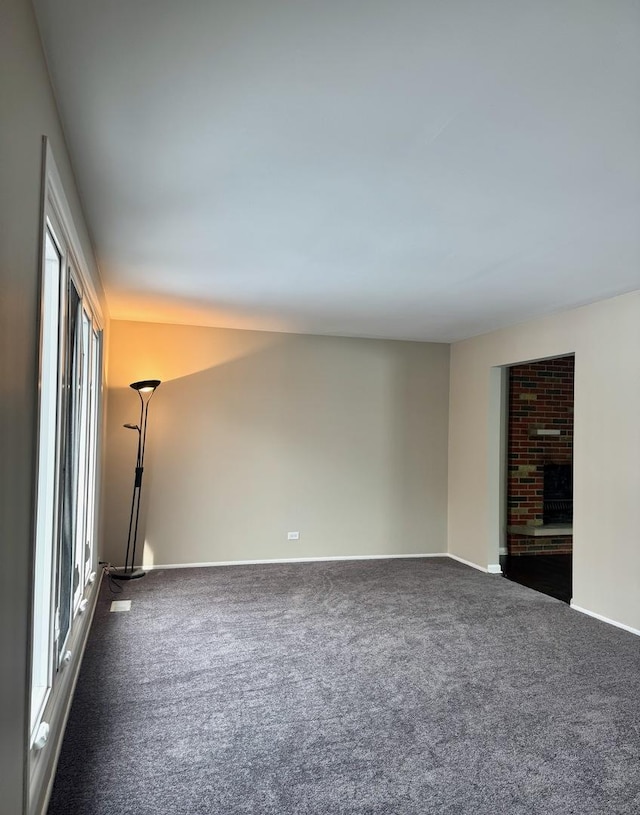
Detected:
left=110, top=567, right=146, bottom=580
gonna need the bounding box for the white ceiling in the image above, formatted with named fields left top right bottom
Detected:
left=34, top=0, right=640, bottom=341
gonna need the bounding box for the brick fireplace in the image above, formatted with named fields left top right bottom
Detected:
left=507, top=356, right=574, bottom=555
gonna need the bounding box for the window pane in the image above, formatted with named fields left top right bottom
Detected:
left=84, top=328, right=101, bottom=584
left=31, top=228, right=61, bottom=732
left=73, top=310, right=91, bottom=610
left=57, top=280, right=80, bottom=656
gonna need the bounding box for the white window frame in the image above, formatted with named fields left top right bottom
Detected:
left=30, top=140, right=104, bottom=745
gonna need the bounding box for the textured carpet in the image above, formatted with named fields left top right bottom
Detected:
left=48, top=558, right=640, bottom=814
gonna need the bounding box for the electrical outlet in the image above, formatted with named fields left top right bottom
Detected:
left=287, top=531, right=300, bottom=541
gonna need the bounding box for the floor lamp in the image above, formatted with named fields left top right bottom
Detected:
left=111, top=379, right=161, bottom=580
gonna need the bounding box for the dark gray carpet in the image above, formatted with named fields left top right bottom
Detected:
left=48, top=558, right=640, bottom=814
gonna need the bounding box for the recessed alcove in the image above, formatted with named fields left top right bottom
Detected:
left=503, top=355, right=575, bottom=602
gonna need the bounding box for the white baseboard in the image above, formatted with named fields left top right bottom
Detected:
left=570, top=602, right=640, bottom=638
left=140, top=552, right=449, bottom=570
left=447, top=553, right=502, bottom=574
left=136, top=553, right=504, bottom=574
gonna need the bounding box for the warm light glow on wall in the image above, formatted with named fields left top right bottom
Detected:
left=107, top=320, right=282, bottom=388
left=142, top=540, right=155, bottom=569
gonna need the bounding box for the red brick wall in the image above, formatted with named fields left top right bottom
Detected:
left=507, top=356, right=574, bottom=555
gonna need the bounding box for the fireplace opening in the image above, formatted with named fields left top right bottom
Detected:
left=543, top=462, right=573, bottom=525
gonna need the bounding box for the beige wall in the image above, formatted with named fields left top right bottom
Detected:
left=448, top=290, right=640, bottom=630
left=104, top=321, right=450, bottom=567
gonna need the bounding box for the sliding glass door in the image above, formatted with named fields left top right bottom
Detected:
left=31, top=149, right=104, bottom=741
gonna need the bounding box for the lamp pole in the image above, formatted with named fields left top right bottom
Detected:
left=111, top=379, right=161, bottom=580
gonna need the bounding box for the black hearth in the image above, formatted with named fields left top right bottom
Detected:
left=543, top=462, right=573, bottom=524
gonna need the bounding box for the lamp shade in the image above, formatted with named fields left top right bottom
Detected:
left=130, top=379, right=161, bottom=393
